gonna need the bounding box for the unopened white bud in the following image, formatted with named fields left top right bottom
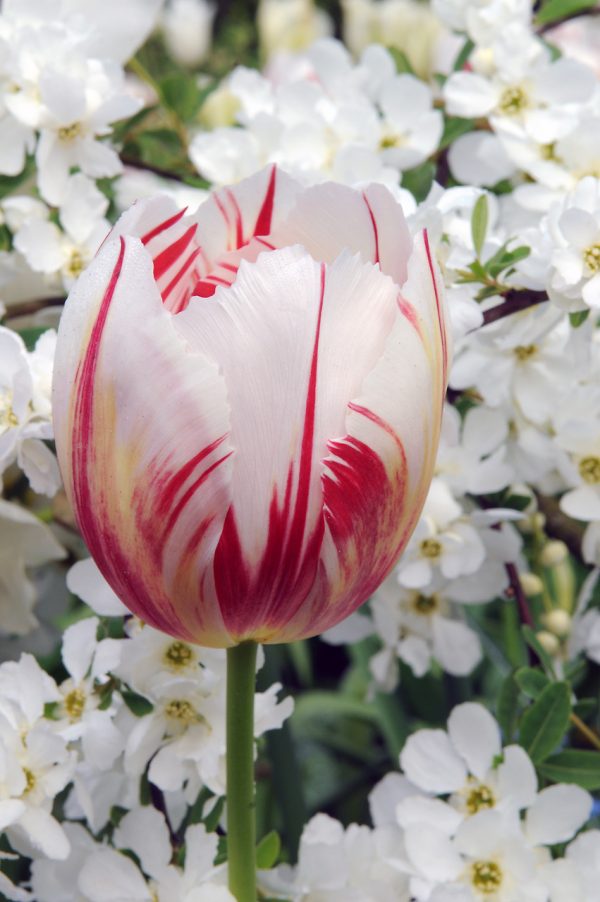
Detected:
left=540, top=540, right=568, bottom=568
left=520, top=573, right=544, bottom=597
left=536, top=630, right=560, bottom=656
left=543, top=609, right=572, bottom=639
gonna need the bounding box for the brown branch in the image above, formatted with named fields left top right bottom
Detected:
left=120, top=155, right=192, bottom=184
left=2, top=297, right=66, bottom=321
left=481, top=290, right=548, bottom=327
left=505, top=562, right=535, bottom=629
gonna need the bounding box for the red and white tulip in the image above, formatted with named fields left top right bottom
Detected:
left=52, top=165, right=450, bottom=647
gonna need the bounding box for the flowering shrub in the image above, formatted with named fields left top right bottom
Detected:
left=0, top=0, right=600, bottom=899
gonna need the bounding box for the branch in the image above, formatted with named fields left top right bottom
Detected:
left=481, top=290, right=548, bottom=327
left=120, top=155, right=192, bottom=183
left=2, top=297, right=66, bottom=321
left=535, top=492, right=584, bottom=559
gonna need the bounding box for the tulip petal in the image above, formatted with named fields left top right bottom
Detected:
left=176, top=245, right=400, bottom=641
left=308, top=233, right=449, bottom=636
left=269, top=181, right=413, bottom=285
left=53, top=234, right=235, bottom=645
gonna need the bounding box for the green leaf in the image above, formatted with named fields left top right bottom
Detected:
left=570, top=310, right=590, bottom=328
left=256, top=830, right=281, bottom=869
left=17, top=326, right=51, bottom=351
left=521, top=625, right=556, bottom=675
left=0, top=223, right=12, bottom=251
left=387, top=47, right=415, bottom=75
left=514, top=667, right=549, bottom=699
left=121, top=689, right=154, bottom=717
left=502, top=492, right=533, bottom=512
left=497, top=673, right=520, bottom=741
left=203, top=795, right=225, bottom=832
left=486, top=243, right=530, bottom=278
left=538, top=750, right=600, bottom=789
left=402, top=161, right=435, bottom=203
left=0, top=157, right=35, bottom=200
left=519, top=681, right=571, bottom=763
left=160, top=73, right=203, bottom=121
left=471, top=194, right=489, bottom=259
left=135, top=127, right=186, bottom=170
left=536, top=0, right=598, bottom=26
left=439, top=116, right=475, bottom=151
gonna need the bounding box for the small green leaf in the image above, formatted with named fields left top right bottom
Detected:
left=203, top=795, right=225, bottom=832
left=471, top=194, right=489, bottom=259
left=514, top=667, right=549, bottom=699
left=402, top=161, right=435, bottom=203
left=485, top=243, right=530, bottom=278
left=160, top=73, right=203, bottom=121
left=538, top=750, right=600, bottom=790
left=256, top=830, right=281, bottom=869
left=570, top=310, right=590, bottom=328
left=536, top=0, right=598, bottom=27
left=121, top=689, right=154, bottom=717
left=519, top=681, right=571, bottom=763
left=497, top=673, right=520, bottom=741
left=502, top=492, right=533, bottom=512
left=387, top=47, right=415, bottom=75
left=439, top=116, right=475, bottom=151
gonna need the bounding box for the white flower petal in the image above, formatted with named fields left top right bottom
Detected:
left=447, top=702, right=501, bottom=781
left=400, top=728, right=468, bottom=793
left=525, top=784, right=592, bottom=846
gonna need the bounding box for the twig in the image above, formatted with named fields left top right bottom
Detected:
left=535, top=492, right=584, bottom=559
left=2, top=297, right=66, bottom=321
left=120, top=155, right=192, bottom=184
left=505, top=562, right=535, bottom=629
left=570, top=711, right=600, bottom=751
left=482, top=290, right=548, bottom=327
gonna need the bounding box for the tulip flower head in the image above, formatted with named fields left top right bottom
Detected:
left=53, top=165, right=449, bottom=647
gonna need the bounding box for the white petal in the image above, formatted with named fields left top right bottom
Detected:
left=454, top=809, right=504, bottom=857
left=525, top=784, right=592, bottom=846
left=496, top=745, right=537, bottom=810
left=560, top=485, right=600, bottom=521
left=13, top=221, right=65, bottom=274
left=404, top=824, right=464, bottom=881
left=400, top=729, right=468, bottom=793
left=78, top=848, right=151, bottom=900
left=61, top=616, right=99, bottom=683
left=113, top=807, right=171, bottom=880
left=0, top=800, right=26, bottom=831
left=396, top=796, right=463, bottom=833
left=447, top=702, right=501, bottom=781
left=17, top=439, right=61, bottom=497
left=66, top=559, right=128, bottom=617
left=369, top=773, right=422, bottom=828
left=432, top=617, right=482, bottom=677
left=13, top=808, right=70, bottom=860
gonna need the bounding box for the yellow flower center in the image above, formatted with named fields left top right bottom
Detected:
left=411, top=592, right=440, bottom=615
left=466, top=783, right=495, bottom=814
left=579, top=456, right=600, bottom=484
left=583, top=243, right=600, bottom=274
left=498, top=85, right=528, bottom=115
left=420, top=538, right=442, bottom=559
left=163, top=641, right=194, bottom=670
left=514, top=344, right=537, bottom=361
left=64, top=687, right=86, bottom=720
left=67, top=249, right=85, bottom=278
left=58, top=121, right=83, bottom=141
left=164, top=699, right=197, bottom=723
left=0, top=392, right=18, bottom=430
left=471, top=860, right=503, bottom=894
left=22, top=768, right=36, bottom=795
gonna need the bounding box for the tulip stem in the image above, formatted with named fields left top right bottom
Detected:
left=226, top=641, right=258, bottom=902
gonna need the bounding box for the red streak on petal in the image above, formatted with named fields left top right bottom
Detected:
left=153, top=225, right=197, bottom=280
left=224, top=189, right=244, bottom=247
left=423, top=229, right=448, bottom=386
left=162, top=247, right=202, bottom=303
left=155, top=434, right=228, bottom=520
left=396, top=294, right=422, bottom=338
left=347, top=402, right=406, bottom=461
left=72, top=238, right=126, bottom=539
left=141, top=207, right=187, bottom=246
left=362, top=191, right=380, bottom=264
left=163, top=450, right=233, bottom=540
left=220, top=262, right=238, bottom=273
left=255, top=237, right=276, bottom=250
left=253, top=165, right=277, bottom=237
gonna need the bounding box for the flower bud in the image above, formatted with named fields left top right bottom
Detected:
left=540, top=540, right=568, bottom=568
left=542, top=609, right=572, bottom=639
left=536, top=630, right=560, bottom=656
left=520, top=572, right=544, bottom=597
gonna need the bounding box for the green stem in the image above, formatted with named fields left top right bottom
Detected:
left=226, top=641, right=258, bottom=902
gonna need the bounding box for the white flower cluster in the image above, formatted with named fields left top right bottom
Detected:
left=263, top=703, right=598, bottom=902
left=0, top=558, right=292, bottom=900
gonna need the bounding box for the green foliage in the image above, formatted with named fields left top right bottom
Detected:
left=16, top=326, right=50, bottom=351
left=538, top=750, right=600, bottom=789
left=256, top=831, right=281, bottom=869
left=497, top=673, right=521, bottom=741
left=0, top=157, right=35, bottom=200
left=121, top=689, right=154, bottom=717
left=471, top=195, right=489, bottom=259
left=439, top=116, right=475, bottom=151
left=536, top=0, right=599, bottom=26
left=159, top=73, right=205, bottom=122
left=514, top=667, right=550, bottom=699
left=519, top=681, right=571, bottom=763
left=402, top=161, right=435, bottom=203
left=570, top=310, right=590, bottom=328
left=387, top=47, right=415, bottom=75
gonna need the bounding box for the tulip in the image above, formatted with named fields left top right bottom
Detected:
left=53, top=163, right=449, bottom=900
left=52, top=163, right=449, bottom=650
